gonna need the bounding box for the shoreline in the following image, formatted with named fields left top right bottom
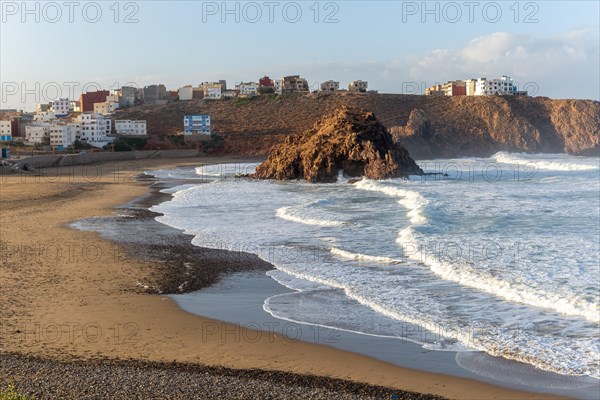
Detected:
left=0, top=157, right=565, bottom=399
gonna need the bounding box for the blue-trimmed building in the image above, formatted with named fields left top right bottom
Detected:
left=183, top=114, right=211, bottom=135
left=0, top=120, right=13, bottom=141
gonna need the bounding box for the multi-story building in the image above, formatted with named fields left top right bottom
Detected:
left=93, top=101, right=119, bottom=115
left=222, top=90, right=239, bottom=99
left=236, top=82, right=259, bottom=98
left=118, top=86, right=138, bottom=107
left=183, top=115, right=211, bottom=135
left=464, top=79, right=477, bottom=96
left=143, top=84, right=167, bottom=104
left=78, top=113, right=112, bottom=142
left=0, top=120, right=12, bottom=141
left=348, top=80, right=368, bottom=92
left=202, top=83, right=223, bottom=100
left=49, top=124, right=77, bottom=150
left=282, top=75, right=309, bottom=94
left=79, top=90, right=109, bottom=112
left=35, top=103, right=50, bottom=113
left=33, top=111, right=56, bottom=122
left=25, top=125, right=50, bottom=145
left=426, top=80, right=465, bottom=96
left=259, top=76, right=274, bottom=87
left=67, top=122, right=80, bottom=139
left=274, top=79, right=283, bottom=95
left=115, top=120, right=147, bottom=136
left=70, top=101, right=81, bottom=112
left=192, top=87, right=205, bottom=99
left=320, top=80, right=340, bottom=92
left=425, top=84, right=444, bottom=96
left=16, top=114, right=33, bottom=138
left=179, top=85, right=194, bottom=101
left=50, top=98, right=71, bottom=116
left=442, top=81, right=466, bottom=96
left=106, top=93, right=120, bottom=104
left=474, top=76, right=515, bottom=96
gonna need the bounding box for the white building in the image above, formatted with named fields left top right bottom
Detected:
left=178, top=85, right=193, bottom=101
left=222, top=90, right=239, bottom=99
left=70, top=101, right=81, bottom=112
left=320, top=80, right=340, bottom=92
left=49, top=124, right=77, bottom=149
left=348, top=80, right=368, bottom=92
left=202, top=83, right=223, bottom=100
left=33, top=111, right=56, bottom=122
left=78, top=113, right=112, bottom=142
left=25, top=125, right=50, bottom=145
left=115, top=120, right=147, bottom=136
left=0, top=120, right=12, bottom=141
left=106, top=93, right=120, bottom=105
left=183, top=115, right=211, bottom=135
left=93, top=101, right=119, bottom=115
left=474, top=76, right=515, bottom=96
left=274, top=79, right=283, bottom=95
left=51, top=98, right=71, bottom=116
left=68, top=122, right=80, bottom=139
left=236, top=82, right=259, bottom=98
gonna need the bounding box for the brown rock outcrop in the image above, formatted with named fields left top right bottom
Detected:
left=252, top=107, right=423, bottom=183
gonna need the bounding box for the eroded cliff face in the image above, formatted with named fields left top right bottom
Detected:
left=389, top=96, right=600, bottom=158
left=252, top=107, right=423, bottom=182
left=115, top=93, right=599, bottom=159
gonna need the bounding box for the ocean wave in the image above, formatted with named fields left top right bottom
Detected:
left=264, top=262, right=599, bottom=378
left=353, top=178, right=599, bottom=323
left=397, top=227, right=600, bottom=324
left=493, top=152, right=599, bottom=171
left=330, top=247, right=403, bottom=264
left=353, top=179, right=428, bottom=225
left=276, top=206, right=346, bottom=227
left=195, top=163, right=259, bottom=177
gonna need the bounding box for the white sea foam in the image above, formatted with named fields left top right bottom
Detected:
left=276, top=206, right=346, bottom=227
left=397, top=227, right=600, bottom=323
left=330, top=247, right=403, bottom=264
left=352, top=178, right=599, bottom=323
left=494, top=152, right=599, bottom=171
left=195, top=163, right=259, bottom=177
left=264, top=262, right=600, bottom=379
left=353, top=179, right=428, bottom=225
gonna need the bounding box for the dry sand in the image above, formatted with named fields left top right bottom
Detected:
left=0, top=157, right=562, bottom=399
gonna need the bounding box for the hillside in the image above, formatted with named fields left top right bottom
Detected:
left=113, top=93, right=600, bottom=159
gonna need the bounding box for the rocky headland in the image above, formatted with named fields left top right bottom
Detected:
left=252, top=106, right=423, bottom=182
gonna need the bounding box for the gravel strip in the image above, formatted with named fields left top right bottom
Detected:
left=1, top=352, right=445, bottom=400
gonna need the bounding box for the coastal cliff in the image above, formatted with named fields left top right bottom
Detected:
left=115, top=93, right=600, bottom=159
left=253, top=107, right=423, bottom=182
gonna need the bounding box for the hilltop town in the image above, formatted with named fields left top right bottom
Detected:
left=0, top=74, right=532, bottom=155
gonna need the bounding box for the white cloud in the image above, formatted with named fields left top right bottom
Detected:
left=259, top=30, right=599, bottom=100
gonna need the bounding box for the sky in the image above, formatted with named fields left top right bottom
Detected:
left=1, top=0, right=599, bottom=111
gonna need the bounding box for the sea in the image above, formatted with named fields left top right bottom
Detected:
left=149, top=152, right=600, bottom=383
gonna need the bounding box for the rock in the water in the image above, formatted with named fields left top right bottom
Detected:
left=253, top=107, right=423, bottom=182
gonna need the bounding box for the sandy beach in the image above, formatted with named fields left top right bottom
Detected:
left=0, top=157, right=562, bottom=399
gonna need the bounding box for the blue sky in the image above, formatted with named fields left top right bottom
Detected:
left=1, top=1, right=599, bottom=110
